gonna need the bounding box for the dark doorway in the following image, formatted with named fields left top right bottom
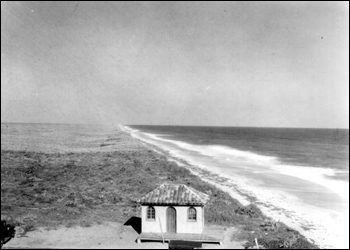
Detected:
left=167, top=207, right=176, bottom=233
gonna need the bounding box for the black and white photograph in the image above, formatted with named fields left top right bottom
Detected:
left=1, top=1, right=349, bottom=249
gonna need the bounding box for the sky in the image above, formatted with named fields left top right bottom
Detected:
left=1, top=1, right=349, bottom=128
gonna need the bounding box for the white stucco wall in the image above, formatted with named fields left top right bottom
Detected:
left=141, top=205, right=204, bottom=234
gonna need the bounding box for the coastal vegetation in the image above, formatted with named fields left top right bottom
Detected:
left=1, top=135, right=318, bottom=249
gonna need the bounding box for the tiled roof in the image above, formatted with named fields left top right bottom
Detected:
left=138, top=183, right=209, bottom=205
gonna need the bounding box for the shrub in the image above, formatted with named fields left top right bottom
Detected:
left=1, top=220, right=16, bottom=247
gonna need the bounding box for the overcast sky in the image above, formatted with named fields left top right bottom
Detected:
left=1, top=1, right=349, bottom=128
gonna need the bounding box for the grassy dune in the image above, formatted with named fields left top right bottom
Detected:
left=1, top=130, right=318, bottom=249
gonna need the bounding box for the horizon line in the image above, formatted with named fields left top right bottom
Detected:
left=1, top=122, right=349, bottom=130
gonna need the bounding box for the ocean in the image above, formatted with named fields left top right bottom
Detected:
left=123, top=125, right=349, bottom=249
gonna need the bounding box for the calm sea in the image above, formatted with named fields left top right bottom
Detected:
left=125, top=125, right=349, bottom=249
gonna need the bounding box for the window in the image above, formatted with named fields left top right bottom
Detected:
left=147, top=206, right=155, bottom=220
left=188, top=207, right=197, bottom=221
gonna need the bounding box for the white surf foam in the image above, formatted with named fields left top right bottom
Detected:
left=121, top=125, right=349, bottom=249
left=123, top=126, right=347, bottom=199
left=271, top=164, right=349, bottom=201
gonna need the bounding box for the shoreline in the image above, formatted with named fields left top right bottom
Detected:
left=121, top=127, right=252, bottom=206
left=1, top=124, right=318, bottom=249
left=120, top=125, right=335, bottom=249
left=119, top=126, right=321, bottom=248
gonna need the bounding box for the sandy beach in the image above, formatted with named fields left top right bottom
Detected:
left=123, top=125, right=349, bottom=249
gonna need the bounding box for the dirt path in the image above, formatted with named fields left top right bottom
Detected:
left=3, top=223, right=244, bottom=249
left=203, top=227, right=245, bottom=249
left=4, top=222, right=165, bottom=249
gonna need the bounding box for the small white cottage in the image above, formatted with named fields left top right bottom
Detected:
left=138, top=183, right=209, bottom=234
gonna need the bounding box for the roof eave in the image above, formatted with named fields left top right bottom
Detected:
left=139, top=202, right=206, bottom=206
